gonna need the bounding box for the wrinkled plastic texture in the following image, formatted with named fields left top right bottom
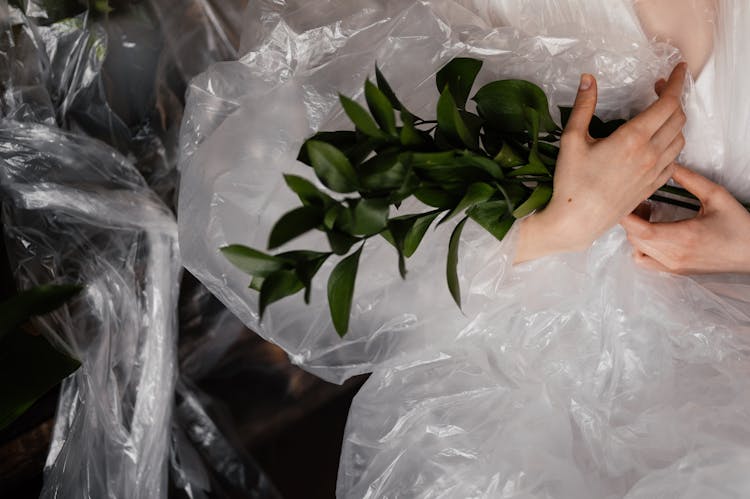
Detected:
left=1, top=1, right=280, bottom=498
left=178, top=0, right=680, bottom=383
left=0, top=122, right=181, bottom=498
left=179, top=0, right=750, bottom=497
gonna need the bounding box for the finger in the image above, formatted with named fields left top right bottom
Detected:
left=632, top=248, right=674, bottom=273
left=651, top=160, right=677, bottom=190
left=650, top=107, right=686, bottom=151
left=564, top=74, right=598, bottom=137
left=627, top=63, right=687, bottom=136
left=659, top=62, right=688, bottom=99
left=621, top=212, right=655, bottom=238
left=671, top=163, right=726, bottom=206
left=654, top=78, right=666, bottom=96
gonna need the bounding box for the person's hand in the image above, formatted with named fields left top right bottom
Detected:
left=621, top=164, right=750, bottom=274
left=515, top=62, right=688, bottom=264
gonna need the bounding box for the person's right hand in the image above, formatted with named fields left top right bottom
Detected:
left=515, top=62, right=688, bottom=264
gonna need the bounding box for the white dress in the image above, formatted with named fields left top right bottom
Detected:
left=177, top=0, right=750, bottom=496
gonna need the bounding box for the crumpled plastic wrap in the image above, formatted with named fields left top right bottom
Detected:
left=178, top=0, right=678, bottom=383
left=179, top=0, right=750, bottom=497
left=0, top=121, right=181, bottom=498
left=2, top=1, right=283, bottom=498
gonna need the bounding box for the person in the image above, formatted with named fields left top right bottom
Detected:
left=177, top=0, right=750, bottom=496
left=514, top=0, right=750, bottom=275
left=622, top=165, right=750, bottom=274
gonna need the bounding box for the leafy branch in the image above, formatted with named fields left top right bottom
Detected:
left=223, top=57, right=710, bottom=337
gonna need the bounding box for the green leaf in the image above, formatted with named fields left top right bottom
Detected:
left=467, top=200, right=513, bottom=241
left=268, top=206, right=324, bottom=249
left=437, top=87, right=478, bottom=149
left=365, top=80, right=397, bottom=136
left=340, top=94, right=387, bottom=139
left=474, top=80, right=558, bottom=133
left=306, top=140, right=359, bottom=193
left=412, top=151, right=490, bottom=187
left=298, top=131, right=374, bottom=167
left=507, top=150, right=549, bottom=177
left=447, top=217, right=468, bottom=309
left=525, top=106, right=541, bottom=145
left=250, top=276, right=265, bottom=291
left=558, top=106, right=624, bottom=138
left=375, top=64, right=404, bottom=112
left=277, top=250, right=332, bottom=304
left=512, top=184, right=553, bottom=218
left=327, top=230, right=361, bottom=255
left=283, top=174, right=335, bottom=208
left=558, top=106, right=573, bottom=129
left=324, top=205, right=342, bottom=230
left=494, top=141, right=526, bottom=168
left=435, top=57, right=483, bottom=108
left=462, top=153, right=505, bottom=180
left=0, top=331, right=80, bottom=430
left=350, top=198, right=390, bottom=235
left=221, top=245, right=289, bottom=278
left=259, top=270, right=305, bottom=318
left=414, top=186, right=460, bottom=209
left=588, top=115, right=627, bottom=139
left=441, top=182, right=496, bottom=223
left=327, top=245, right=363, bottom=337
left=388, top=211, right=441, bottom=259
left=400, top=110, right=427, bottom=147
left=358, top=152, right=408, bottom=192
left=0, top=284, right=82, bottom=343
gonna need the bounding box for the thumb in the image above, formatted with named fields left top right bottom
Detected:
left=671, top=164, right=726, bottom=206
left=564, top=74, right=598, bottom=137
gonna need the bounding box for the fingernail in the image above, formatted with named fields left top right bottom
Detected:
left=579, top=74, right=592, bottom=91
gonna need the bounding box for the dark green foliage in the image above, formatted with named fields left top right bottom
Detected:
left=223, top=57, right=665, bottom=336
left=0, top=284, right=83, bottom=430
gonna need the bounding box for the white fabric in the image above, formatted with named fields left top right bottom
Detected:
left=177, top=0, right=750, bottom=496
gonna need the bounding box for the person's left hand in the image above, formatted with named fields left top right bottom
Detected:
left=621, top=164, right=750, bottom=274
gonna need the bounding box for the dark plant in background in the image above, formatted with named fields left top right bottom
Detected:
left=0, top=284, right=82, bottom=429
left=223, top=57, right=715, bottom=337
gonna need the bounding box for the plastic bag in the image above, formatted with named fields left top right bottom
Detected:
left=0, top=121, right=181, bottom=498
left=1, top=1, right=279, bottom=497
left=179, top=0, right=750, bottom=497
left=177, top=0, right=678, bottom=384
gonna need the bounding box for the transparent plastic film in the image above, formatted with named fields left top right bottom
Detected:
left=178, top=0, right=677, bottom=384
left=179, top=0, right=750, bottom=497
left=0, top=122, right=181, bottom=499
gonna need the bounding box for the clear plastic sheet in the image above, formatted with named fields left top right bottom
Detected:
left=179, top=0, right=750, bottom=497
left=178, top=0, right=678, bottom=383
left=0, top=121, right=181, bottom=498
left=172, top=276, right=284, bottom=499
left=2, top=1, right=283, bottom=497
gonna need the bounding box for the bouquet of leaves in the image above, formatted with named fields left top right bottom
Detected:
left=222, top=57, right=704, bottom=337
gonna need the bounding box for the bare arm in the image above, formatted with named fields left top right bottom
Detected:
left=634, top=0, right=717, bottom=77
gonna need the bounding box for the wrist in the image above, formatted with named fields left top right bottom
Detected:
left=514, top=209, right=590, bottom=264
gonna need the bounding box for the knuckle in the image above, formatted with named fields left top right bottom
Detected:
left=641, top=146, right=659, bottom=167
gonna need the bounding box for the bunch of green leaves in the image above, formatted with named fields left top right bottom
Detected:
left=222, top=57, right=702, bottom=337
left=0, top=284, right=82, bottom=430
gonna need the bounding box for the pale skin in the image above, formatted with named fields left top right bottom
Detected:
left=515, top=63, right=688, bottom=263
left=621, top=166, right=750, bottom=274
left=517, top=0, right=750, bottom=274
left=625, top=0, right=750, bottom=274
